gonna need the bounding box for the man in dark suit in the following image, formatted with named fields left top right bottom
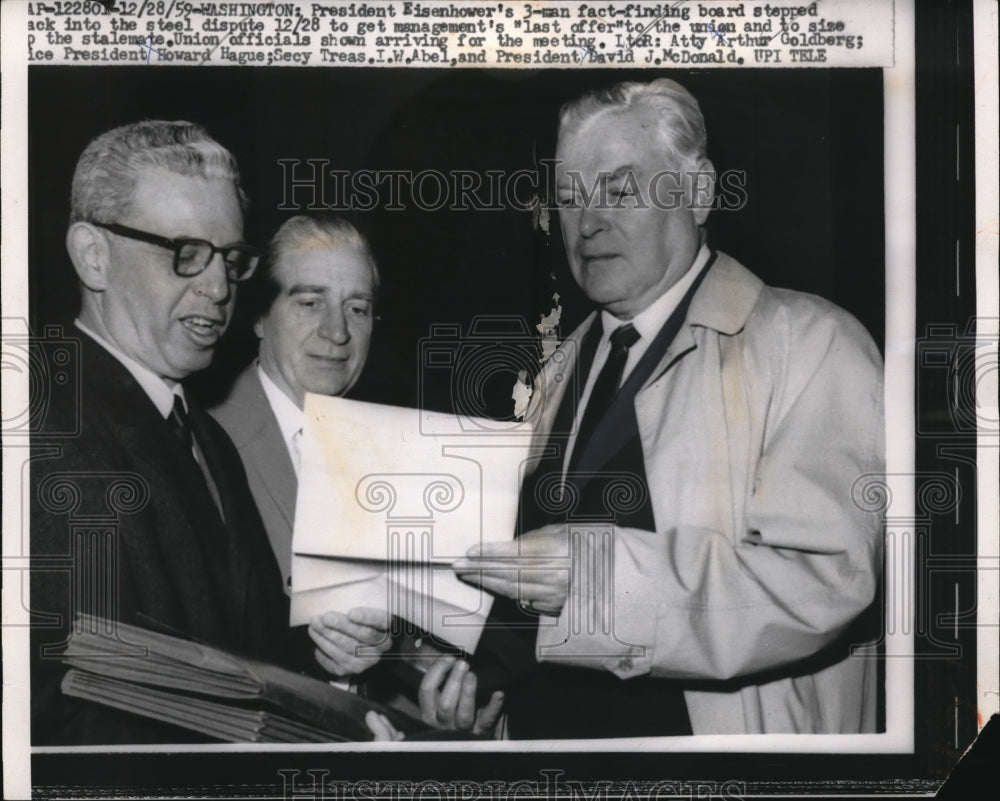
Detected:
left=30, top=120, right=290, bottom=744
left=455, top=79, right=884, bottom=737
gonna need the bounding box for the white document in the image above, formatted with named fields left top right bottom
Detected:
left=290, top=395, right=534, bottom=652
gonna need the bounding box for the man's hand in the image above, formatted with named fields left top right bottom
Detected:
left=365, top=710, right=404, bottom=742
left=453, top=524, right=569, bottom=615
left=308, top=607, right=392, bottom=677
left=418, top=657, right=504, bottom=735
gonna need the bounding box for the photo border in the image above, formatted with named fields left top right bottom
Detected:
left=2, top=0, right=996, bottom=798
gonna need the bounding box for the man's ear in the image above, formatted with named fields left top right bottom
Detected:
left=687, top=156, right=716, bottom=227
left=253, top=316, right=265, bottom=340
left=66, top=222, right=111, bottom=291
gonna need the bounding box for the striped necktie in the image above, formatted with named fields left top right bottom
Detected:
left=569, top=323, right=640, bottom=472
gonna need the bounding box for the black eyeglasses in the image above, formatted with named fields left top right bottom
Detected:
left=92, top=221, right=260, bottom=282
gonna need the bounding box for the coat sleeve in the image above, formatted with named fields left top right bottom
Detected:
left=535, top=297, right=885, bottom=682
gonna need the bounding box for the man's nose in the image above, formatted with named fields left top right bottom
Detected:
left=577, top=200, right=608, bottom=238
left=191, top=252, right=231, bottom=303
left=318, top=306, right=350, bottom=344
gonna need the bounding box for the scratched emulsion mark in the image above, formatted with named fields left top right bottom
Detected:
left=512, top=370, right=533, bottom=421
left=512, top=293, right=562, bottom=420
left=536, top=292, right=562, bottom=366
left=531, top=194, right=550, bottom=234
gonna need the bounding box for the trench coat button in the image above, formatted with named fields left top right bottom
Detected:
left=617, top=656, right=634, bottom=673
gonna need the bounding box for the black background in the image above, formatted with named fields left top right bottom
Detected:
left=29, top=66, right=884, bottom=416
left=24, top=0, right=986, bottom=790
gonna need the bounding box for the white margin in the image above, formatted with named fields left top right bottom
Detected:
left=974, top=0, right=1000, bottom=733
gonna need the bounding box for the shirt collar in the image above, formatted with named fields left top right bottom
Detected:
left=599, top=243, right=711, bottom=344
left=257, top=363, right=306, bottom=450
left=75, top=319, right=184, bottom=418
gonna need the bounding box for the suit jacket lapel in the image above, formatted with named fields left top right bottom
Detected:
left=573, top=326, right=698, bottom=478
left=633, top=251, right=763, bottom=391
left=115, top=420, right=229, bottom=640
left=189, top=398, right=256, bottom=639
left=83, top=338, right=231, bottom=643
left=573, top=256, right=715, bottom=477
left=94, top=336, right=229, bottom=540
left=246, top=415, right=297, bottom=534
left=223, top=367, right=298, bottom=532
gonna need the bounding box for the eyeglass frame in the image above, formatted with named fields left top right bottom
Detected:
left=90, top=221, right=260, bottom=283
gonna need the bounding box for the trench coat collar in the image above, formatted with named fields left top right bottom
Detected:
left=528, top=251, right=765, bottom=435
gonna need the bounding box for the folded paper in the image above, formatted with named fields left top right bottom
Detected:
left=291, top=395, right=534, bottom=652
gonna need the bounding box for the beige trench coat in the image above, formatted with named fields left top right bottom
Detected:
left=526, top=252, right=885, bottom=734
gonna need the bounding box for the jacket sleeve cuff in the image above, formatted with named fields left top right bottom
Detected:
left=534, top=526, right=660, bottom=679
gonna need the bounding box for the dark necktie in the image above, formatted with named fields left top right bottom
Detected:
left=569, top=322, right=640, bottom=472
left=167, top=394, right=193, bottom=453
left=167, top=393, right=225, bottom=519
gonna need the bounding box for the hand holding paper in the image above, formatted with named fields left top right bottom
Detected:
left=291, top=394, right=534, bottom=652
left=454, top=524, right=570, bottom=616
left=309, top=608, right=392, bottom=677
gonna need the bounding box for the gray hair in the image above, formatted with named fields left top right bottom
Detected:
left=252, top=215, right=380, bottom=319
left=558, top=78, right=709, bottom=169
left=70, top=119, right=247, bottom=224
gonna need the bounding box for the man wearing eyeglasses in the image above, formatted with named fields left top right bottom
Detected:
left=30, top=120, right=290, bottom=744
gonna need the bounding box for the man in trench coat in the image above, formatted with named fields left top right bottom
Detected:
left=456, top=78, right=885, bottom=737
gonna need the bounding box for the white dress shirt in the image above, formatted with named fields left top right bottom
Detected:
left=257, top=364, right=305, bottom=477
left=75, top=319, right=187, bottom=418
left=565, top=243, right=711, bottom=472
left=255, top=365, right=354, bottom=691
left=75, top=319, right=226, bottom=517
